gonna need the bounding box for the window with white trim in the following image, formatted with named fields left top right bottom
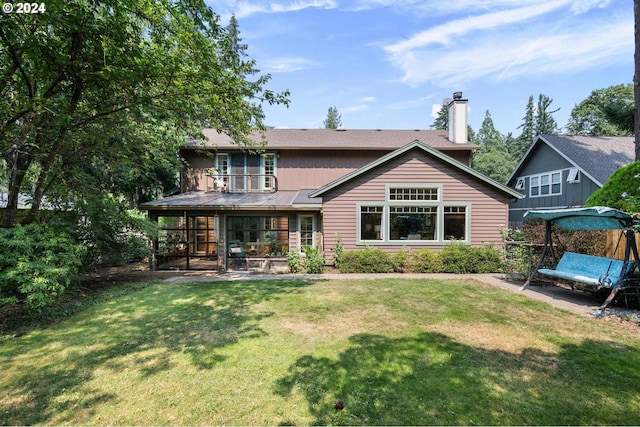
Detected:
left=298, top=215, right=315, bottom=249
left=530, top=171, right=561, bottom=197
left=567, top=168, right=580, bottom=183
left=261, top=153, right=276, bottom=190
left=356, top=185, right=470, bottom=244
left=360, top=206, right=383, bottom=241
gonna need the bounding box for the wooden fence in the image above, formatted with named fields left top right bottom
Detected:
left=604, top=229, right=640, bottom=260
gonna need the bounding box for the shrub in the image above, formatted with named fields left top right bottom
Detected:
left=303, top=247, right=325, bottom=274
left=0, top=224, right=87, bottom=310
left=332, top=233, right=344, bottom=269
left=439, top=244, right=470, bottom=274
left=468, top=244, right=503, bottom=273
left=337, top=247, right=394, bottom=273
left=287, top=250, right=302, bottom=273
left=410, top=248, right=444, bottom=273
left=391, top=247, right=412, bottom=272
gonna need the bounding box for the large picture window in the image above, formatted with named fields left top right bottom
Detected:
left=357, top=185, right=470, bottom=244
left=389, top=206, right=437, bottom=241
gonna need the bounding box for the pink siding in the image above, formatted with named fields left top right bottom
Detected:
left=276, top=150, right=388, bottom=190
left=320, top=148, right=509, bottom=259
left=180, top=149, right=472, bottom=192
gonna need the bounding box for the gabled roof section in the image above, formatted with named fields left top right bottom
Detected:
left=507, top=134, right=635, bottom=187
left=309, top=140, right=523, bottom=199
left=191, top=128, right=480, bottom=151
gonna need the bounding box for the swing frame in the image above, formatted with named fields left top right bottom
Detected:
left=520, top=206, right=640, bottom=316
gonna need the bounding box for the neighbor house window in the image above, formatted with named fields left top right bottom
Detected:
left=530, top=171, right=561, bottom=197
left=567, top=168, right=580, bottom=183
left=357, top=185, right=470, bottom=244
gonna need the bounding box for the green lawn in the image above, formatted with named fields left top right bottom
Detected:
left=1, top=277, right=640, bottom=425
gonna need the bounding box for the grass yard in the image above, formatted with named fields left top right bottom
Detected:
left=1, top=277, right=640, bottom=425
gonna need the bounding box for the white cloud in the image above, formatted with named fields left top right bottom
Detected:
left=263, top=57, right=316, bottom=73
left=343, top=96, right=376, bottom=113
left=219, top=0, right=337, bottom=19
left=382, top=1, right=632, bottom=87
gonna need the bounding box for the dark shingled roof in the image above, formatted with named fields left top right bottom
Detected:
left=189, top=128, right=480, bottom=151
left=509, top=134, right=635, bottom=187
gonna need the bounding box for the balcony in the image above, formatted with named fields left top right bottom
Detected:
left=205, top=172, right=278, bottom=193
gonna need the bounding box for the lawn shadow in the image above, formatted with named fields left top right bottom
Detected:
left=0, top=278, right=313, bottom=425
left=274, top=332, right=640, bottom=426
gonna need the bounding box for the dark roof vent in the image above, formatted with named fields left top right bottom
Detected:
left=453, top=91, right=463, bottom=100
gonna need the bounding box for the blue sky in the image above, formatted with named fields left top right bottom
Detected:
left=209, top=0, right=633, bottom=136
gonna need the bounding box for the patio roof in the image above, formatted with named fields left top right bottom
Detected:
left=139, top=189, right=321, bottom=212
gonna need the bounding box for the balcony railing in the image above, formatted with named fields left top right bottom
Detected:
left=205, top=173, right=278, bottom=193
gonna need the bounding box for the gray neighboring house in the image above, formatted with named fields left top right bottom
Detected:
left=506, top=134, right=635, bottom=227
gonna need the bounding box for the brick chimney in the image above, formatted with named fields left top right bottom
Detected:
left=447, top=91, right=468, bottom=144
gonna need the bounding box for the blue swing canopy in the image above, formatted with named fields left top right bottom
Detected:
left=523, top=206, right=635, bottom=231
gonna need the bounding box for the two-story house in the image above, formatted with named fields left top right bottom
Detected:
left=140, top=93, right=523, bottom=271
left=506, top=134, right=635, bottom=227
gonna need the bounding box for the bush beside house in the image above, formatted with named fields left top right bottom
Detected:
left=335, top=244, right=503, bottom=274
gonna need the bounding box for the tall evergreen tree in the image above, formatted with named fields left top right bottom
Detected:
left=471, top=110, right=516, bottom=183
left=535, top=94, right=560, bottom=134
left=323, top=106, right=342, bottom=129
left=475, top=110, right=507, bottom=152
left=513, top=95, right=536, bottom=160
left=430, top=104, right=448, bottom=130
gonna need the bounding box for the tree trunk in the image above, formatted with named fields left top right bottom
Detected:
left=635, top=0, right=640, bottom=160
left=1, top=145, right=33, bottom=228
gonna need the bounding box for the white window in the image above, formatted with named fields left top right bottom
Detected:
left=360, top=206, right=383, bottom=241
left=567, top=168, right=580, bottom=183
left=298, top=215, right=315, bottom=250
left=514, top=178, right=525, bottom=191
left=530, top=171, right=562, bottom=197
left=261, top=153, right=276, bottom=190
left=215, top=154, right=230, bottom=191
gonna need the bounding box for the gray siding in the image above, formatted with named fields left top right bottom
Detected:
left=508, top=143, right=600, bottom=224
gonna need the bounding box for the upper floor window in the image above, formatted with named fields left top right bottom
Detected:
left=261, top=153, right=276, bottom=190
left=530, top=171, right=561, bottom=197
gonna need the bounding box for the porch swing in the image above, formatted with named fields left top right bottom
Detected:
left=520, top=206, right=640, bottom=315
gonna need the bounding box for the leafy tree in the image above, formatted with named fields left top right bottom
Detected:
left=323, top=106, right=342, bottom=129
left=566, top=84, right=633, bottom=136
left=0, top=0, right=290, bottom=229
left=471, top=150, right=517, bottom=183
